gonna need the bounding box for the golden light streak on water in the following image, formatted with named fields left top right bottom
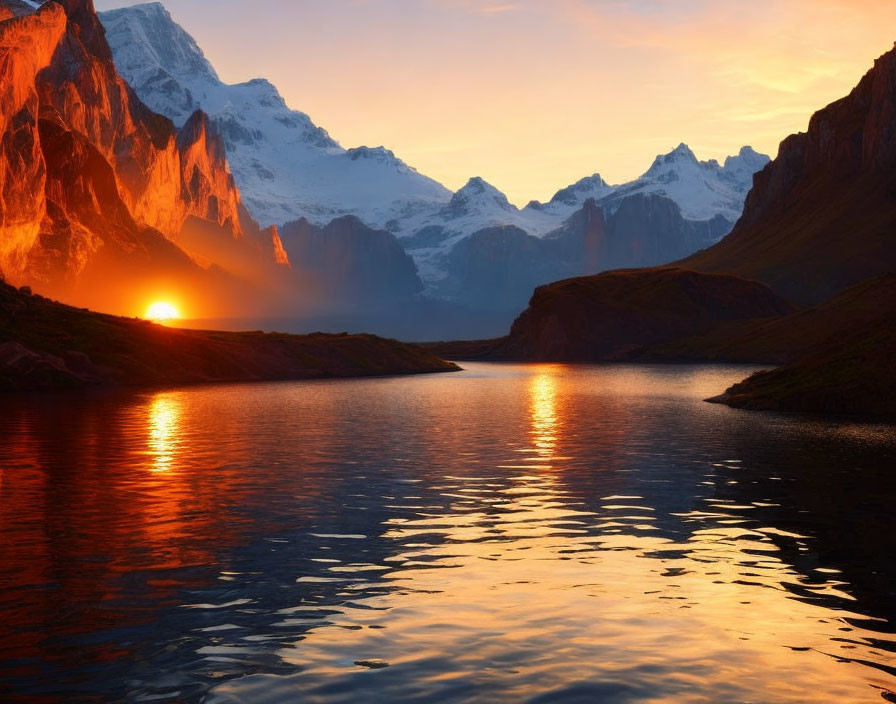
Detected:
left=148, top=395, right=181, bottom=474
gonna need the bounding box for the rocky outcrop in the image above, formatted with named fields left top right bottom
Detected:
left=684, top=45, right=896, bottom=304
left=0, top=279, right=459, bottom=390
left=279, top=215, right=423, bottom=309
left=0, top=339, right=101, bottom=388
left=707, top=276, right=896, bottom=416
left=475, top=267, right=796, bottom=361
left=0, top=0, right=288, bottom=314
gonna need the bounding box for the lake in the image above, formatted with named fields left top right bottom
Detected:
left=1, top=363, right=895, bottom=703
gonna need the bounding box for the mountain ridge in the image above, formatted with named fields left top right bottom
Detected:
left=98, top=1, right=769, bottom=303
left=682, top=45, right=896, bottom=304
left=99, top=1, right=453, bottom=230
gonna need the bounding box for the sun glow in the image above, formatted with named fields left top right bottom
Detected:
left=145, top=301, right=180, bottom=322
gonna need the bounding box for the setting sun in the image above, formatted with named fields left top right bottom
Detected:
left=145, top=302, right=180, bottom=322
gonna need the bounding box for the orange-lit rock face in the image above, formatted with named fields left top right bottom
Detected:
left=0, top=4, right=67, bottom=278
left=32, top=0, right=246, bottom=242
left=0, top=0, right=283, bottom=314
left=174, top=111, right=244, bottom=239
left=270, top=225, right=291, bottom=267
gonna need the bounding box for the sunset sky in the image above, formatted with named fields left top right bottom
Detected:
left=95, top=0, right=896, bottom=205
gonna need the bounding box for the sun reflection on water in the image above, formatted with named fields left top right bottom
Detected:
left=528, top=366, right=563, bottom=466
left=148, top=395, right=181, bottom=473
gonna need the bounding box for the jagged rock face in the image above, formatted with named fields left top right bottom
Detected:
left=32, top=0, right=245, bottom=241
left=0, top=0, right=287, bottom=311
left=279, top=216, right=423, bottom=309
left=0, top=3, right=67, bottom=277
left=175, top=110, right=242, bottom=237
left=684, top=46, right=896, bottom=304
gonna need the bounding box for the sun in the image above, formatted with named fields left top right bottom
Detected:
left=145, top=301, right=180, bottom=322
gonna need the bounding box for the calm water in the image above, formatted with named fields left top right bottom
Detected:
left=1, top=363, right=895, bottom=703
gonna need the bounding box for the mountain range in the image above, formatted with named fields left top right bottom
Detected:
left=443, top=43, right=896, bottom=414
left=1, top=0, right=892, bottom=412
left=97, top=2, right=769, bottom=320
left=0, top=0, right=772, bottom=338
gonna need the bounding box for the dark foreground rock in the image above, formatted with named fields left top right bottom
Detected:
left=706, top=275, right=896, bottom=416
left=706, top=330, right=895, bottom=417
left=0, top=281, right=458, bottom=391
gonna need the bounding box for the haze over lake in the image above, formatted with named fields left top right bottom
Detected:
left=2, top=364, right=894, bottom=703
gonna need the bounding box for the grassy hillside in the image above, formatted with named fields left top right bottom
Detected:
left=0, top=282, right=458, bottom=390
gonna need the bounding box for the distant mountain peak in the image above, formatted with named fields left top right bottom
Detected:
left=445, top=177, right=514, bottom=215
left=724, top=145, right=769, bottom=172
left=647, top=143, right=700, bottom=172
left=100, top=1, right=219, bottom=86
left=462, top=176, right=495, bottom=190
left=548, top=173, right=613, bottom=206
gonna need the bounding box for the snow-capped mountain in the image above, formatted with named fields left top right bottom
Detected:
left=523, top=174, right=615, bottom=220
left=99, top=2, right=769, bottom=306
left=98, top=2, right=452, bottom=228
left=391, top=177, right=562, bottom=283
left=596, top=143, right=769, bottom=222
left=523, top=144, right=769, bottom=224
left=391, top=145, right=767, bottom=290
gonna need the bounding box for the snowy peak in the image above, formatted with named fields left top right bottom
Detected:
left=644, top=143, right=703, bottom=179
left=445, top=177, right=515, bottom=218
left=615, top=143, right=769, bottom=221
left=549, top=173, right=613, bottom=206
left=522, top=173, right=615, bottom=220
left=725, top=145, right=767, bottom=169
left=100, top=3, right=218, bottom=120
left=99, top=2, right=452, bottom=229
left=722, top=146, right=770, bottom=187
left=106, top=2, right=216, bottom=78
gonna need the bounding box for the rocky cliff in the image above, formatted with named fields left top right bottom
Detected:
left=684, top=45, right=896, bottom=304
left=279, top=215, right=423, bottom=310
left=0, top=0, right=287, bottom=315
